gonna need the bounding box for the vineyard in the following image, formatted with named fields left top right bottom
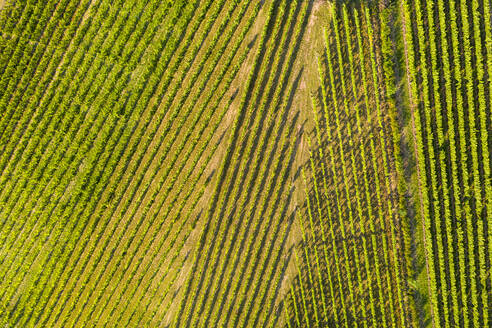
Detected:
left=0, top=0, right=490, bottom=327
left=285, top=0, right=491, bottom=327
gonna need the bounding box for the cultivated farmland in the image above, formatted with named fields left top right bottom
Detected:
left=0, top=0, right=490, bottom=327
